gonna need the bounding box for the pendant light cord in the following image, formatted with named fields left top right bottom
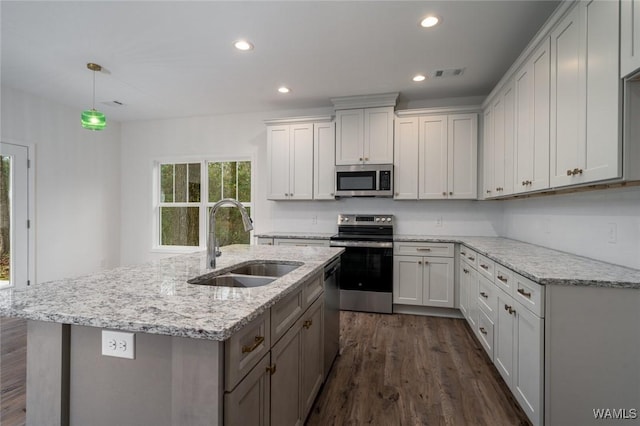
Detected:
left=92, top=70, right=96, bottom=110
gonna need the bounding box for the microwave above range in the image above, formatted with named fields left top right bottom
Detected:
left=335, top=164, right=393, bottom=197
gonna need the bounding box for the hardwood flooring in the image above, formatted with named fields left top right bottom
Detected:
left=0, top=313, right=529, bottom=426
left=306, top=312, right=531, bottom=426
left=0, top=316, right=27, bottom=426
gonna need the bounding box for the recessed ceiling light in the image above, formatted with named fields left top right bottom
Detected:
left=234, top=40, right=254, bottom=51
left=278, top=86, right=291, bottom=94
left=413, top=74, right=426, bottom=82
left=420, top=15, right=440, bottom=28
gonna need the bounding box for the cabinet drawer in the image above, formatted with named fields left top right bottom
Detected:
left=494, top=264, right=514, bottom=295
left=302, top=273, right=324, bottom=309
left=513, top=273, right=545, bottom=317
left=478, top=274, right=498, bottom=320
left=477, top=309, right=495, bottom=360
left=225, top=311, right=271, bottom=391
left=477, top=253, right=495, bottom=280
left=256, top=237, right=274, bottom=245
left=459, top=246, right=478, bottom=269
left=271, top=287, right=304, bottom=344
left=395, top=242, right=454, bottom=257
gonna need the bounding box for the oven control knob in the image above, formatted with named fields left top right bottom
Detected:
left=385, top=217, right=391, bottom=222
left=375, top=218, right=380, bottom=222
left=344, top=217, right=349, bottom=222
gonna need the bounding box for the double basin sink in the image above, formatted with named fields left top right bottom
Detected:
left=188, top=261, right=302, bottom=288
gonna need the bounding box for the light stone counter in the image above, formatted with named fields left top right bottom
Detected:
left=254, top=232, right=335, bottom=240
left=395, top=235, right=640, bottom=289
left=0, top=244, right=343, bottom=340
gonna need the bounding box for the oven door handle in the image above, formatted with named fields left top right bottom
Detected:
left=330, top=240, right=393, bottom=249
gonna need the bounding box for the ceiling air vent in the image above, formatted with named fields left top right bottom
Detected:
left=430, top=68, right=465, bottom=78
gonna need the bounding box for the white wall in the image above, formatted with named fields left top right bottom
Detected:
left=1, top=86, right=121, bottom=283
left=502, top=186, right=640, bottom=270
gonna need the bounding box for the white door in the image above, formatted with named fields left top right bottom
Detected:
left=621, top=0, right=640, bottom=78
left=394, top=116, right=419, bottom=199
left=418, top=115, right=448, bottom=199
left=364, top=107, right=394, bottom=164
left=267, top=125, right=291, bottom=200
left=335, top=109, right=364, bottom=165
left=313, top=122, right=336, bottom=200
left=393, top=256, right=422, bottom=305
left=0, top=142, right=30, bottom=289
left=448, top=114, right=477, bottom=199
left=422, top=257, right=455, bottom=308
left=289, top=124, right=313, bottom=200
left=502, top=84, right=516, bottom=196
left=482, top=108, right=494, bottom=199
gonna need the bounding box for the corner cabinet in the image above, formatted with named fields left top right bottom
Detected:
left=621, top=0, right=640, bottom=78
left=549, top=0, right=621, bottom=187
left=393, top=109, right=478, bottom=200
left=335, top=106, right=394, bottom=165
left=265, top=117, right=335, bottom=201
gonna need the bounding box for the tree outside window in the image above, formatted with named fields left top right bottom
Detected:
left=158, top=160, right=252, bottom=248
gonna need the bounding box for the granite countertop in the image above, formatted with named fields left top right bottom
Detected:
left=395, top=235, right=640, bottom=289
left=254, top=232, right=335, bottom=240
left=0, top=245, right=343, bottom=341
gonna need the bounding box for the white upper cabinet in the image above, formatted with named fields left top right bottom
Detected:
left=550, top=0, right=620, bottom=187
left=394, top=110, right=478, bottom=200
left=492, top=83, right=515, bottom=197
left=393, top=116, right=419, bottom=199
left=419, top=115, right=449, bottom=199
left=448, top=114, right=478, bottom=199
left=621, top=0, right=640, bottom=78
left=289, top=124, right=314, bottom=200
left=482, top=108, right=494, bottom=199
left=514, top=37, right=550, bottom=194
left=313, top=122, right=336, bottom=200
left=336, top=107, right=394, bottom=165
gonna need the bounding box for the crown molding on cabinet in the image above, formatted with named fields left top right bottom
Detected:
left=264, top=115, right=333, bottom=125
left=395, top=105, right=482, bottom=117
left=330, top=92, right=399, bottom=110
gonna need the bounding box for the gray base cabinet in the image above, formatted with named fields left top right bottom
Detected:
left=224, top=354, right=271, bottom=426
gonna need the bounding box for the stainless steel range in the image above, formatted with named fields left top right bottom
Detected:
left=329, top=214, right=394, bottom=314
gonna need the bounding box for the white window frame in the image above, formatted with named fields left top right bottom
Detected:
left=152, top=156, right=254, bottom=253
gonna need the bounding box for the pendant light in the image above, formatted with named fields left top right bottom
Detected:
left=81, top=63, right=106, bottom=131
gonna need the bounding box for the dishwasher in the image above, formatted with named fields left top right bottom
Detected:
left=323, top=257, right=340, bottom=377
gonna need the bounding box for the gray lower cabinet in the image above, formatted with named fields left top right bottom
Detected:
left=225, top=274, right=325, bottom=426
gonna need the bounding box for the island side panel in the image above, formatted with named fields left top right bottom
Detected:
left=545, top=286, right=640, bottom=426
left=67, top=325, right=224, bottom=426
left=26, top=321, right=70, bottom=426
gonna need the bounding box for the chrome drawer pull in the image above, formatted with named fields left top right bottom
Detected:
left=480, top=292, right=488, bottom=299
left=517, top=288, right=532, bottom=298
left=497, top=275, right=508, bottom=282
left=468, top=256, right=475, bottom=261
left=416, top=248, right=432, bottom=251
left=480, top=264, right=489, bottom=270
left=479, top=327, right=488, bottom=335
left=463, top=268, right=469, bottom=274
left=242, top=336, right=265, bottom=353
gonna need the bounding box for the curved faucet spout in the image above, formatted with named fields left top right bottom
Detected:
left=207, top=198, right=254, bottom=269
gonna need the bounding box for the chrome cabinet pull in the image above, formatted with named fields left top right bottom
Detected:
left=416, top=248, right=431, bottom=252
left=480, top=264, right=489, bottom=270
left=479, top=327, right=488, bottom=335
left=480, top=292, right=488, bottom=298
left=497, top=275, right=508, bottom=282
left=242, top=336, right=265, bottom=353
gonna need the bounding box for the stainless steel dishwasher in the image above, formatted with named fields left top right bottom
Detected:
left=323, top=257, right=340, bottom=377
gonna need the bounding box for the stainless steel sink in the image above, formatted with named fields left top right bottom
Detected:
left=228, top=261, right=301, bottom=277
left=187, top=274, right=276, bottom=288
left=188, top=261, right=302, bottom=288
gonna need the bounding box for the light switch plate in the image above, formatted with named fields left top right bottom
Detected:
left=101, top=330, right=135, bottom=359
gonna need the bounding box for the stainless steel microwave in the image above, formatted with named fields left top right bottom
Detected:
left=335, top=164, right=393, bottom=197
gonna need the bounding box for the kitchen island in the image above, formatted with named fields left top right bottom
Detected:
left=0, top=244, right=343, bottom=426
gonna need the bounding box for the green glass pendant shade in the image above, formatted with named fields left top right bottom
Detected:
left=81, top=109, right=106, bottom=131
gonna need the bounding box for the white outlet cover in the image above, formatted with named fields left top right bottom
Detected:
left=102, top=330, right=135, bottom=359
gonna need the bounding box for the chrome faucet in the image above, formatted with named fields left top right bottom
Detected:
left=207, top=198, right=253, bottom=268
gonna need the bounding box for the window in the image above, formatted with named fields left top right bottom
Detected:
left=156, top=159, right=252, bottom=249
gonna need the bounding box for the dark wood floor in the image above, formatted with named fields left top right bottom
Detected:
left=306, top=312, right=531, bottom=426
left=0, top=316, right=27, bottom=426
left=0, top=313, right=529, bottom=426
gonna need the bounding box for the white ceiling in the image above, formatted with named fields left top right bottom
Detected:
left=1, top=1, right=559, bottom=123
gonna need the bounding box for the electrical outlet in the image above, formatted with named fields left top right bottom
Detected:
left=435, top=216, right=443, bottom=228
left=607, top=223, right=617, bottom=244
left=312, top=215, right=318, bottom=225
left=102, top=330, right=135, bottom=359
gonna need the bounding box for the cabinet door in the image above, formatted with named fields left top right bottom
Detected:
left=267, top=125, right=291, bottom=200
left=301, top=298, right=324, bottom=419
left=621, top=0, right=640, bottom=78
left=530, top=38, right=551, bottom=192
left=394, top=116, right=419, bottom=199
left=225, top=353, right=271, bottom=426
left=422, top=257, right=455, bottom=308
left=364, top=106, right=394, bottom=164
left=459, top=261, right=470, bottom=317
left=502, top=84, right=516, bottom=196
left=313, top=122, right=336, bottom=200
left=582, top=0, right=621, bottom=183
left=550, top=5, right=582, bottom=187
left=495, top=291, right=516, bottom=388
left=514, top=60, right=532, bottom=194
left=467, top=268, right=479, bottom=330
left=393, top=256, right=423, bottom=305
left=492, top=95, right=506, bottom=195
left=514, top=302, right=544, bottom=426
left=271, top=320, right=303, bottom=426
left=418, top=115, right=448, bottom=199
left=447, top=113, right=477, bottom=199
left=289, top=124, right=314, bottom=200
left=482, top=107, right=494, bottom=199
left=335, top=109, right=364, bottom=165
